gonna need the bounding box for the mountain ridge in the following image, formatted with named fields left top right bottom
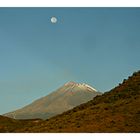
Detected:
left=15, top=70, right=140, bottom=132
left=4, top=81, right=101, bottom=120
left=0, top=71, right=140, bottom=132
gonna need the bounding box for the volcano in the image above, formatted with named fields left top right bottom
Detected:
left=4, top=81, right=101, bottom=119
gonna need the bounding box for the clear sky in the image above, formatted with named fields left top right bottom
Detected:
left=0, top=8, right=140, bottom=114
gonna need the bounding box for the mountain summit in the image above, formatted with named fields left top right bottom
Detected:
left=4, top=82, right=101, bottom=120
left=64, top=81, right=97, bottom=92
left=16, top=71, right=140, bottom=132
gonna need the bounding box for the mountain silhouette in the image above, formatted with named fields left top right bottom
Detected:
left=4, top=82, right=101, bottom=120
left=14, top=70, right=140, bottom=132
left=1, top=71, right=140, bottom=132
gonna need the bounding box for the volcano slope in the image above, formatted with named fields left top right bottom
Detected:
left=4, top=82, right=101, bottom=120
left=1, top=71, right=140, bottom=132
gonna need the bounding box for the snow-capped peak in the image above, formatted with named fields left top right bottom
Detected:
left=81, top=83, right=97, bottom=92
left=64, top=81, right=97, bottom=92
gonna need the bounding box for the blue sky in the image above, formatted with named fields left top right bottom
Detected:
left=0, top=8, right=140, bottom=114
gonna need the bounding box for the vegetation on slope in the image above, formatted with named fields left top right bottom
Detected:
left=0, top=71, right=140, bottom=132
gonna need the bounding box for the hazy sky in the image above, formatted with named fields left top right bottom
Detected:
left=0, top=8, right=140, bottom=114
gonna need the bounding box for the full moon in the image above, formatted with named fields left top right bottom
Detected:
left=51, top=17, right=57, bottom=23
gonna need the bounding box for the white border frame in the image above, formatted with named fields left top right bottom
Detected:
left=0, top=0, right=140, bottom=7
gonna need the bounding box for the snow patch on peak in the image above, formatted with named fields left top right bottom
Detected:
left=64, top=81, right=97, bottom=92
left=82, top=83, right=97, bottom=92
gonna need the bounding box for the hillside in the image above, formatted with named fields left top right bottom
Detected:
left=4, top=82, right=101, bottom=120
left=15, top=71, right=140, bottom=132
left=0, top=115, right=42, bottom=132
left=1, top=71, right=140, bottom=132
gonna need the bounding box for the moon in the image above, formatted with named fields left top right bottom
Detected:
left=51, top=17, right=57, bottom=24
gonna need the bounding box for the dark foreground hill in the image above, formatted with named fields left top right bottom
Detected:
left=0, top=115, right=42, bottom=132
left=0, top=71, right=140, bottom=132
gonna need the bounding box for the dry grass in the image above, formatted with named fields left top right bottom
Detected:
left=0, top=71, right=140, bottom=132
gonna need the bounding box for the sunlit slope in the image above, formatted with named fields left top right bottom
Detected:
left=16, top=71, right=140, bottom=132
left=4, top=82, right=101, bottom=120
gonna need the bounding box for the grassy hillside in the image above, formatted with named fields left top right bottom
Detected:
left=0, top=71, right=140, bottom=132
left=0, top=115, right=42, bottom=132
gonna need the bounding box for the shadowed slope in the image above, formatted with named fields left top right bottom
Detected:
left=0, top=115, right=42, bottom=132
left=1, top=71, right=140, bottom=132
left=15, top=71, right=140, bottom=132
